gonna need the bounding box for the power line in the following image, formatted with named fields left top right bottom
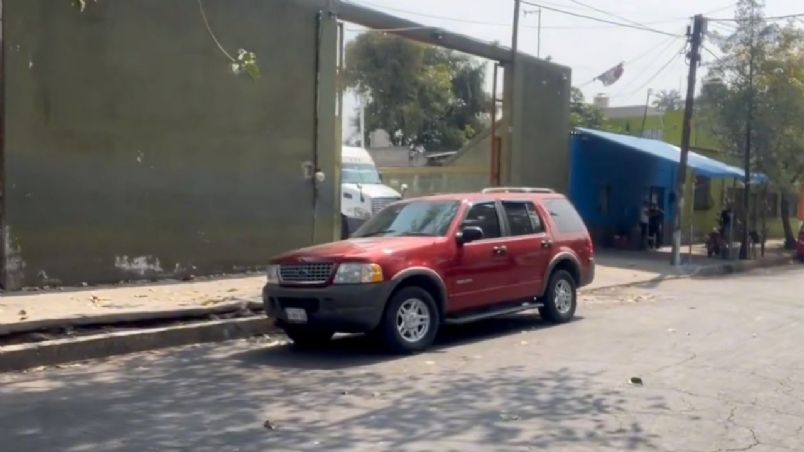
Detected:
left=708, top=12, right=804, bottom=21
left=520, top=0, right=681, bottom=37
left=702, top=2, right=739, bottom=16
left=611, top=38, right=684, bottom=96
left=347, top=0, right=683, bottom=31
left=564, top=0, right=650, bottom=29
left=611, top=43, right=686, bottom=98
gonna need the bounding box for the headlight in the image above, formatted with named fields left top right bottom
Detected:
left=353, top=207, right=372, bottom=220
left=266, top=265, right=280, bottom=284
left=333, top=263, right=384, bottom=284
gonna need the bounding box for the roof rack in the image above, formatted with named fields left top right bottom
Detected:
left=481, top=187, right=556, bottom=194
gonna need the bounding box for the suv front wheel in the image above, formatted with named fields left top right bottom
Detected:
left=380, top=286, right=440, bottom=353
left=539, top=270, right=577, bottom=324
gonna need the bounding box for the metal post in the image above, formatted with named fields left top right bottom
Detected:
left=490, top=63, right=499, bottom=185
left=740, top=4, right=756, bottom=260
left=537, top=8, right=542, bottom=58
left=671, top=14, right=705, bottom=266
left=640, top=89, right=652, bottom=137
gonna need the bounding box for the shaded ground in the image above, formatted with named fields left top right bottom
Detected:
left=1, top=267, right=803, bottom=451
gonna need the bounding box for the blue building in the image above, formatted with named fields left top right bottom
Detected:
left=569, top=128, right=753, bottom=246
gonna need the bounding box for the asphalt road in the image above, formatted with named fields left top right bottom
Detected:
left=1, top=267, right=803, bottom=451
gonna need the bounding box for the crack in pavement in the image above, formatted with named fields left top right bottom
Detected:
left=650, top=353, right=698, bottom=375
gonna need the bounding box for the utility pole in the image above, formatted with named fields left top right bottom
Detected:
left=740, top=5, right=756, bottom=260
left=671, top=14, right=706, bottom=266
left=537, top=8, right=542, bottom=58
left=640, top=88, right=653, bottom=137
left=512, top=0, right=521, bottom=62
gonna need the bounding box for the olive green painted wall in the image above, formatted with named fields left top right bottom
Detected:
left=507, top=56, right=571, bottom=195
left=2, top=0, right=339, bottom=288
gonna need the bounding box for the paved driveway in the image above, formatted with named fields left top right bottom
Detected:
left=1, top=267, right=803, bottom=451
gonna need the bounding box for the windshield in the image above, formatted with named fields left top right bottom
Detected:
left=353, top=201, right=460, bottom=238
left=342, top=163, right=382, bottom=185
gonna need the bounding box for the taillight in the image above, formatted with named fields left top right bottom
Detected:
left=587, top=237, right=595, bottom=256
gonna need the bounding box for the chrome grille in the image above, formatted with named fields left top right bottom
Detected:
left=371, top=197, right=400, bottom=214
left=279, top=263, right=334, bottom=284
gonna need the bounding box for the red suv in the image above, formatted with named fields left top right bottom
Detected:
left=263, top=189, right=595, bottom=352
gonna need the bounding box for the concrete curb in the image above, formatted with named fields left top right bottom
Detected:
left=691, top=255, right=795, bottom=277
left=583, top=254, right=796, bottom=293
left=0, top=298, right=264, bottom=336
left=0, top=317, right=274, bottom=373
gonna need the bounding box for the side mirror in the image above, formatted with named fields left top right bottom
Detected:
left=457, top=226, right=484, bottom=245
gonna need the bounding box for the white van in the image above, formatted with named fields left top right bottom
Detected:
left=341, top=146, right=403, bottom=238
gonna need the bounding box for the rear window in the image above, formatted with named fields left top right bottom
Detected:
left=544, top=199, right=586, bottom=234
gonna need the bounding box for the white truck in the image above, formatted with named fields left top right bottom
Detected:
left=340, top=146, right=403, bottom=239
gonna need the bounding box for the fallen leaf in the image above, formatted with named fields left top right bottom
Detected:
left=18, top=309, right=27, bottom=316
left=263, top=419, right=276, bottom=430
left=629, top=377, right=644, bottom=385
left=499, top=412, right=521, bottom=421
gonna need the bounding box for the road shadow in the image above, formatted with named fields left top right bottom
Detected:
left=233, top=313, right=581, bottom=371
left=0, top=334, right=658, bottom=451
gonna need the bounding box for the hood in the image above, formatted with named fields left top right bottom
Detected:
left=342, top=183, right=401, bottom=199
left=273, top=237, right=439, bottom=264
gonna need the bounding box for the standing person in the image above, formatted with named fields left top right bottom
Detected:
left=640, top=201, right=650, bottom=249
left=648, top=203, right=665, bottom=249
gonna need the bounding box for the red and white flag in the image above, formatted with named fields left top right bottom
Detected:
left=595, top=62, right=625, bottom=86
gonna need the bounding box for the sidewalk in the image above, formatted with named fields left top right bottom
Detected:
left=0, top=241, right=796, bottom=337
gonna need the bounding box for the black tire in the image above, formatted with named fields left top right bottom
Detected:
left=283, top=325, right=334, bottom=348
left=539, top=270, right=577, bottom=324
left=380, top=286, right=440, bottom=354
left=341, top=214, right=350, bottom=240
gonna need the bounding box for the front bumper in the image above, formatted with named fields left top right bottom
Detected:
left=262, top=282, right=394, bottom=333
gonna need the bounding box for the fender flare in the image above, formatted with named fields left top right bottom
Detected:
left=390, top=267, right=448, bottom=315
left=545, top=252, right=582, bottom=284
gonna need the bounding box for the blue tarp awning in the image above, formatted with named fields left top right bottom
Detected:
left=575, top=128, right=766, bottom=182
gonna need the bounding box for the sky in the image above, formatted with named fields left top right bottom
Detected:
left=340, top=0, right=802, bottom=141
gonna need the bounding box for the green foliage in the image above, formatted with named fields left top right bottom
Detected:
left=652, top=89, right=683, bottom=112
left=701, top=0, right=804, bottom=244
left=234, top=49, right=261, bottom=80
left=569, top=87, right=612, bottom=131
left=346, top=33, right=489, bottom=151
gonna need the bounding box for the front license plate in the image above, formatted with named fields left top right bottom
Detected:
left=284, top=308, right=308, bottom=323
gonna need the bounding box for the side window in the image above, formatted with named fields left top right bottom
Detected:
left=502, top=202, right=544, bottom=236
left=544, top=199, right=587, bottom=234
left=462, top=202, right=501, bottom=239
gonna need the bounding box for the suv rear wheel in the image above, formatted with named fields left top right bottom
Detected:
left=380, top=286, right=439, bottom=353
left=284, top=325, right=334, bottom=348
left=539, top=270, right=577, bottom=324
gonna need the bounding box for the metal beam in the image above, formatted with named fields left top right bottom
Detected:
left=333, top=1, right=512, bottom=62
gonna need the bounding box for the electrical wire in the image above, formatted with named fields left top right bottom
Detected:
left=708, top=12, right=804, bottom=22
left=346, top=0, right=682, bottom=33
left=611, top=43, right=686, bottom=98
left=564, top=0, right=650, bottom=29
left=520, top=0, right=681, bottom=37
left=611, top=38, right=685, bottom=96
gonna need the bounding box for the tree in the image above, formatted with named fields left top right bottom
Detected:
left=569, top=87, right=607, bottom=129
left=652, top=89, right=683, bottom=112
left=345, top=33, right=489, bottom=151
left=702, top=0, right=804, bottom=248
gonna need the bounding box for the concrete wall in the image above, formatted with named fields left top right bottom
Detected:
left=505, top=56, right=571, bottom=195
left=1, top=0, right=340, bottom=288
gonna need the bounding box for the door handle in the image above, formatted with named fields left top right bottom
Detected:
left=493, top=245, right=508, bottom=256
left=541, top=240, right=553, bottom=249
